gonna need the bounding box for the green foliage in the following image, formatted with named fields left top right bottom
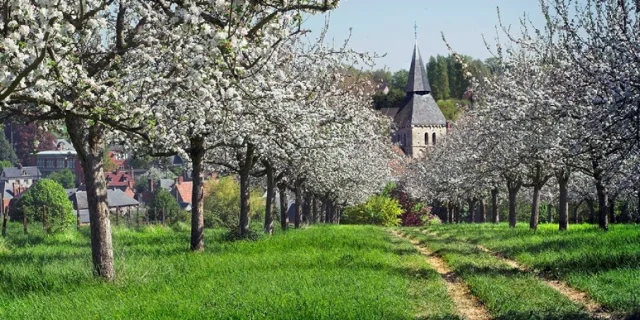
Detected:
left=391, top=69, right=409, bottom=90
left=16, top=179, right=75, bottom=233
left=134, top=168, right=176, bottom=193
left=102, top=151, right=117, bottom=172
left=46, top=169, right=76, bottom=189
left=0, top=224, right=459, bottom=319
left=0, top=129, right=18, bottom=165
left=203, top=176, right=265, bottom=229
left=372, top=88, right=405, bottom=109
left=343, top=195, right=403, bottom=227
left=436, top=99, right=468, bottom=121
left=148, top=189, right=181, bottom=221
left=426, top=54, right=489, bottom=101
left=128, top=153, right=155, bottom=170
left=0, top=160, right=12, bottom=170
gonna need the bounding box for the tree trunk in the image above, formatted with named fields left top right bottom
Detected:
left=303, top=194, right=311, bottom=225
left=621, top=201, right=630, bottom=223
left=189, top=137, right=205, bottom=251
left=327, top=201, right=334, bottom=223
left=586, top=198, right=595, bottom=224
left=595, top=180, right=609, bottom=230
left=467, top=199, right=477, bottom=223
left=547, top=204, right=553, bottom=224
left=67, top=119, right=114, bottom=280
left=454, top=204, right=460, bottom=223
left=507, top=179, right=521, bottom=228
left=529, top=185, right=542, bottom=230
left=558, top=173, right=569, bottom=231
left=491, top=188, right=499, bottom=223
left=608, top=195, right=617, bottom=224
left=264, top=164, right=275, bottom=235
left=279, top=184, right=288, bottom=230
left=479, top=198, right=486, bottom=223
left=312, top=196, right=318, bottom=223
left=238, top=144, right=255, bottom=236
left=294, top=180, right=303, bottom=228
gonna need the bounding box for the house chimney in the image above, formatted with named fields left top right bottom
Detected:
left=12, top=183, right=17, bottom=196
left=148, top=177, right=154, bottom=193
left=178, top=175, right=184, bottom=184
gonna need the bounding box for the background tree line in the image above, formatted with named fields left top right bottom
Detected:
left=370, top=55, right=491, bottom=121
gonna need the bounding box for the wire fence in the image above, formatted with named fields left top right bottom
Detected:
left=1, top=205, right=186, bottom=236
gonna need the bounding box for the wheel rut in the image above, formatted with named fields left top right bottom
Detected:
left=422, top=230, right=621, bottom=320
left=391, top=230, right=492, bottom=320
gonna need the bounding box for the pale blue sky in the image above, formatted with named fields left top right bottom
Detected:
left=303, top=0, right=546, bottom=72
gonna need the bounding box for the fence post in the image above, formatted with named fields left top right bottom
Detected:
left=42, top=206, right=47, bottom=233
left=1, top=206, right=7, bottom=237
left=136, top=207, right=140, bottom=228
left=162, top=208, right=165, bottom=225
left=23, top=208, right=28, bottom=234
left=76, top=207, right=80, bottom=230
left=145, top=208, right=149, bottom=225
left=115, top=207, right=120, bottom=226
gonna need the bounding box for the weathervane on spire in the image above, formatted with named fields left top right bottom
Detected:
left=414, top=21, right=418, bottom=41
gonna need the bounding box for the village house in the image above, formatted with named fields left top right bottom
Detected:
left=0, top=166, right=41, bottom=215
left=67, top=188, right=139, bottom=224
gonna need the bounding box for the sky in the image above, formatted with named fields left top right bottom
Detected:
left=303, top=0, right=547, bottom=72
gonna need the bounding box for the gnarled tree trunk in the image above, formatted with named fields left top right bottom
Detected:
left=188, top=137, right=206, bottom=251
left=67, top=118, right=114, bottom=280
left=279, top=183, right=288, bottom=230
left=479, top=198, right=486, bottom=223
left=608, top=194, right=617, bottom=224
left=491, top=188, right=499, bottom=223
left=238, top=143, right=255, bottom=236
left=264, top=163, right=275, bottom=235
left=595, top=180, right=609, bottom=230
left=294, top=180, right=303, bottom=228
left=506, top=178, right=522, bottom=228
left=529, top=185, right=542, bottom=231
left=558, top=170, right=569, bottom=231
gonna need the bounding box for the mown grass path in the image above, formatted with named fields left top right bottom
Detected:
left=392, top=230, right=491, bottom=320
left=424, top=223, right=640, bottom=318
left=0, top=223, right=459, bottom=320
left=401, top=227, right=594, bottom=320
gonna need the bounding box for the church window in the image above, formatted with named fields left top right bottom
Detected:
left=432, top=132, right=437, bottom=145
left=424, top=133, right=429, bottom=145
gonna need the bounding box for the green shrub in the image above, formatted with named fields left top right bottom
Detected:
left=46, top=169, right=76, bottom=188
left=203, top=176, right=265, bottom=230
left=16, top=179, right=75, bottom=233
left=343, top=195, right=403, bottom=227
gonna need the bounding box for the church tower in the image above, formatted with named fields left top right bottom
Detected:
left=393, top=37, right=447, bottom=158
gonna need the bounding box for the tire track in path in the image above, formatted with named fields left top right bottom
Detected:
left=422, top=229, right=620, bottom=320
left=391, top=230, right=492, bottom=320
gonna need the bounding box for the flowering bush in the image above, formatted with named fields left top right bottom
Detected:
left=342, top=195, right=403, bottom=227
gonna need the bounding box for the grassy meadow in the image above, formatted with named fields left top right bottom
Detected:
left=0, top=223, right=458, bottom=320
left=420, top=223, right=640, bottom=317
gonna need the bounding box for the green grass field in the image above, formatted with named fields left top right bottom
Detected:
left=0, top=223, right=458, bottom=320
left=422, top=223, right=640, bottom=317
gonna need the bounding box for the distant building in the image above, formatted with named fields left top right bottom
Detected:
left=104, top=169, right=136, bottom=198
left=0, top=166, right=42, bottom=217
left=379, top=40, right=448, bottom=158
left=67, top=188, right=139, bottom=224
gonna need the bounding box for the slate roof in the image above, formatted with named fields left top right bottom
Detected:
left=69, top=189, right=139, bottom=210
left=379, top=107, right=399, bottom=118
left=1, top=166, right=41, bottom=180
left=394, top=94, right=447, bottom=127
left=159, top=179, right=175, bottom=191
left=394, top=42, right=446, bottom=128
left=405, top=43, right=431, bottom=93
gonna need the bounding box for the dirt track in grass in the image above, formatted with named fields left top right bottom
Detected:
left=391, top=230, right=492, bottom=320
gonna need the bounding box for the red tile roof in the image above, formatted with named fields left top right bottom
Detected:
left=104, top=170, right=134, bottom=189
left=175, top=181, right=193, bottom=204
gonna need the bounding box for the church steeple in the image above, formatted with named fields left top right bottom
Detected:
left=405, top=43, right=431, bottom=94
left=406, top=24, right=431, bottom=94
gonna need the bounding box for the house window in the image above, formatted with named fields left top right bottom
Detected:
left=46, top=159, right=54, bottom=168
left=425, top=133, right=429, bottom=145
left=67, top=160, right=75, bottom=169
left=432, top=132, right=437, bottom=145
left=56, top=159, right=64, bottom=168
left=37, top=158, right=45, bottom=167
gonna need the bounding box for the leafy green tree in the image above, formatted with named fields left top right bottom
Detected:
left=437, top=99, right=469, bottom=121
left=432, top=56, right=450, bottom=101
left=148, top=189, right=181, bottom=221
left=372, top=88, right=406, bottom=109
left=0, top=128, right=18, bottom=165
left=16, top=179, right=75, bottom=233
left=391, top=69, right=409, bottom=90
left=46, top=169, right=75, bottom=189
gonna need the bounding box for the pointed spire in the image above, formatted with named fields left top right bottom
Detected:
left=405, top=42, right=431, bottom=94
left=414, top=21, right=418, bottom=42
